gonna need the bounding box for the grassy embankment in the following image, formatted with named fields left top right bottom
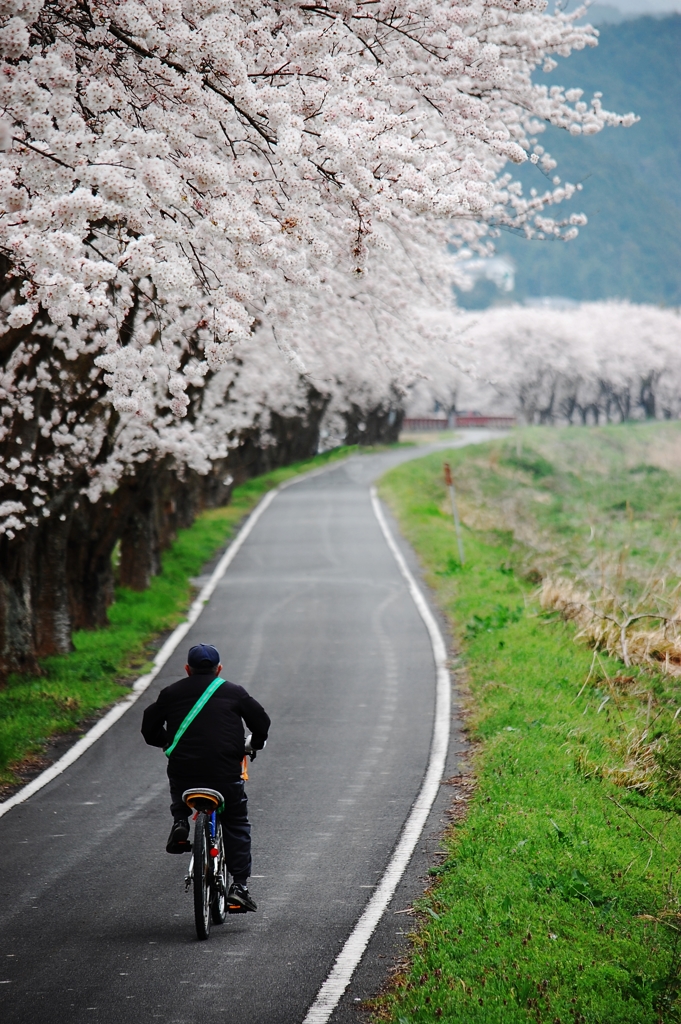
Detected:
left=0, top=446, right=357, bottom=793
left=376, top=422, right=681, bottom=1024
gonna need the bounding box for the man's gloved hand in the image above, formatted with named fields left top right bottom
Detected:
left=244, top=733, right=265, bottom=760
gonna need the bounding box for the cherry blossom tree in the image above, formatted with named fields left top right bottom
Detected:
left=0, top=0, right=630, bottom=529
left=0, top=0, right=633, bottom=678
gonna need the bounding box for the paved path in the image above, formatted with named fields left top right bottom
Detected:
left=0, top=436, right=493, bottom=1024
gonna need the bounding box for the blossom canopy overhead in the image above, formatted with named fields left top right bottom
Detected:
left=0, top=0, right=633, bottom=537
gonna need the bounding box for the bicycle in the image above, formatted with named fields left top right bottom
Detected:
left=180, top=739, right=259, bottom=939
left=182, top=787, right=238, bottom=940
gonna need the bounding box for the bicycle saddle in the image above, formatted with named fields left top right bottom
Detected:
left=182, top=788, right=224, bottom=813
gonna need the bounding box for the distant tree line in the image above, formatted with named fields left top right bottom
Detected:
left=408, top=303, right=681, bottom=427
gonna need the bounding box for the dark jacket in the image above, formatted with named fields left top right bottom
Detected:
left=141, top=673, right=271, bottom=781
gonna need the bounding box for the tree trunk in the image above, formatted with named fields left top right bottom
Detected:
left=640, top=374, right=657, bottom=419
left=0, top=529, right=40, bottom=682
left=34, top=513, right=74, bottom=658
left=119, top=478, right=161, bottom=592
left=343, top=400, right=404, bottom=445
left=66, top=494, right=125, bottom=630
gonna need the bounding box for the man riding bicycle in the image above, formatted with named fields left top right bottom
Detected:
left=141, top=643, right=270, bottom=912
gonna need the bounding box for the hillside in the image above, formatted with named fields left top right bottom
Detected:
left=458, top=15, right=681, bottom=308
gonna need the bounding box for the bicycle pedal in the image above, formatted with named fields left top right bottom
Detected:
left=228, top=904, right=248, bottom=914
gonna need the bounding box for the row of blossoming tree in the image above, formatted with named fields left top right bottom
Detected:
left=0, top=0, right=630, bottom=679
left=410, top=303, right=681, bottom=426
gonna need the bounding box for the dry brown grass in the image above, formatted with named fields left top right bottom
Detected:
left=540, top=576, right=681, bottom=674
left=563, top=636, right=681, bottom=798
left=576, top=728, right=664, bottom=793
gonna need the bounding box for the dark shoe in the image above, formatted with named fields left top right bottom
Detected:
left=227, top=882, right=257, bottom=912
left=166, top=819, right=191, bottom=854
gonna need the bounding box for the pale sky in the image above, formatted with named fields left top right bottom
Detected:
left=610, top=0, right=681, bottom=10
left=564, top=0, right=681, bottom=12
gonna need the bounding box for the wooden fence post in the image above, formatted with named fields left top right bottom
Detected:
left=444, top=461, right=465, bottom=565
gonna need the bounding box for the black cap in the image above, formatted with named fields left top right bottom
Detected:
left=187, top=643, right=220, bottom=671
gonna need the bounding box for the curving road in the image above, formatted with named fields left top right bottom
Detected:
left=0, top=438, right=490, bottom=1024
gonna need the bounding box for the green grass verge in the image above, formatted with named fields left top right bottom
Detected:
left=0, top=446, right=357, bottom=791
left=449, top=420, right=681, bottom=595
left=376, top=426, right=681, bottom=1024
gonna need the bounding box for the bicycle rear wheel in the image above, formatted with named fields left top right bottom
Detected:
left=193, top=813, right=211, bottom=940
left=211, top=819, right=227, bottom=925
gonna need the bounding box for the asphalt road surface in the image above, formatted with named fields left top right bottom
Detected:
left=0, top=437, right=491, bottom=1024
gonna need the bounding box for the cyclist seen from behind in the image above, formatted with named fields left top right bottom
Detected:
left=141, top=643, right=270, bottom=912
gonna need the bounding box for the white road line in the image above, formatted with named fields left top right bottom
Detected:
left=301, top=486, right=451, bottom=1024
left=0, top=486, right=281, bottom=820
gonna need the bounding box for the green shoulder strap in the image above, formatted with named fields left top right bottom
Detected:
left=164, top=677, right=225, bottom=758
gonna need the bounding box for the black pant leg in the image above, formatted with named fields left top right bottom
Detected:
left=219, top=781, right=252, bottom=882
left=168, top=777, right=189, bottom=820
